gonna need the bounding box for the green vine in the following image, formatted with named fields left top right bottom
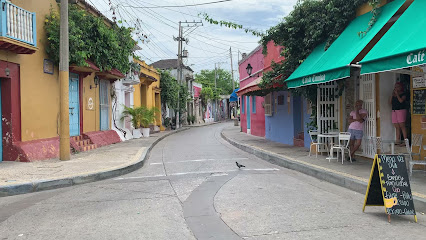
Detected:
left=45, top=5, right=136, bottom=73
left=259, top=0, right=373, bottom=90
left=359, top=0, right=382, bottom=37
left=199, top=13, right=263, bottom=37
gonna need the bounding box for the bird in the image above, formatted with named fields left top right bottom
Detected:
left=236, top=161, right=245, bottom=169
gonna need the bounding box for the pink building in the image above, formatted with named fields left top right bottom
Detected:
left=237, top=46, right=265, bottom=137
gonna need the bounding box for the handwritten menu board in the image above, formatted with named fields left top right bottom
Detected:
left=413, top=89, right=426, bottom=115
left=363, top=155, right=417, bottom=222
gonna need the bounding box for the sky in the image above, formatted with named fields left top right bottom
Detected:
left=87, top=0, right=298, bottom=80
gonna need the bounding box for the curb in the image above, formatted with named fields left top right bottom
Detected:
left=186, top=122, right=219, bottom=128
left=221, top=130, right=426, bottom=213
left=0, top=128, right=189, bottom=197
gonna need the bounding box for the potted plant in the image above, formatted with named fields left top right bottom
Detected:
left=121, top=106, right=142, bottom=138
left=139, top=106, right=160, bottom=137
left=187, top=115, right=192, bottom=125
left=191, top=115, right=196, bottom=124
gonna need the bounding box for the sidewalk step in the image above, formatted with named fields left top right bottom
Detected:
left=72, top=135, right=83, bottom=142
left=81, top=144, right=97, bottom=152
left=77, top=139, right=91, bottom=147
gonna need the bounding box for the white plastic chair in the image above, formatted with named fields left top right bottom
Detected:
left=331, top=132, right=351, bottom=164
left=309, top=130, right=328, bottom=158
left=404, top=138, right=426, bottom=178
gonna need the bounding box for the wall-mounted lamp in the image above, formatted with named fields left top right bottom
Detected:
left=5, top=68, right=10, bottom=77
left=90, top=76, right=100, bottom=89
left=246, top=63, right=253, bottom=76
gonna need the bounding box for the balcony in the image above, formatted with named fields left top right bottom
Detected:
left=0, top=0, right=37, bottom=54
left=122, top=72, right=140, bottom=86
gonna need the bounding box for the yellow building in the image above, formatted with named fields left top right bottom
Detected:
left=0, top=0, right=125, bottom=162
left=133, top=60, right=163, bottom=130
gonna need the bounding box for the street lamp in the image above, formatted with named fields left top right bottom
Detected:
left=246, top=63, right=253, bottom=76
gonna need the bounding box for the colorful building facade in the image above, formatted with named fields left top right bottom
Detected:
left=133, top=60, right=162, bottom=131
left=237, top=46, right=265, bottom=137
left=0, top=0, right=125, bottom=162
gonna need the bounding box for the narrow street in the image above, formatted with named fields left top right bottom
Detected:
left=1, top=123, right=425, bottom=239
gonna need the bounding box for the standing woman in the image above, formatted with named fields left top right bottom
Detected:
left=389, top=82, right=408, bottom=144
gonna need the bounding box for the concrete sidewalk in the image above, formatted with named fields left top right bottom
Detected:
left=0, top=128, right=187, bottom=197
left=221, top=124, right=426, bottom=213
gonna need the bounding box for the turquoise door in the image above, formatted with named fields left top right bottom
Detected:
left=69, top=73, right=80, bottom=136
left=100, top=80, right=109, bottom=131
left=246, top=96, right=251, bottom=129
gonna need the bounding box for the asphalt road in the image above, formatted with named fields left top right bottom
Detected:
left=1, top=123, right=425, bottom=240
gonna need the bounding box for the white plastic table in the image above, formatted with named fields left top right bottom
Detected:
left=318, top=133, right=339, bottom=160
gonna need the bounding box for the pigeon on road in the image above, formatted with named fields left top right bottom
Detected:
left=236, top=161, right=245, bottom=169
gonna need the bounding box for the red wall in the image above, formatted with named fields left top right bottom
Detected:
left=264, top=41, right=285, bottom=72
left=238, top=46, right=266, bottom=137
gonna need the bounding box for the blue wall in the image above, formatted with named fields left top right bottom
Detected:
left=265, top=91, right=295, bottom=145
left=265, top=92, right=313, bottom=149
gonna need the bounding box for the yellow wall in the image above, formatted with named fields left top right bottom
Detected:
left=356, top=0, right=388, bottom=16
left=0, top=0, right=60, bottom=141
left=133, top=60, right=162, bottom=127
left=0, top=1, right=109, bottom=142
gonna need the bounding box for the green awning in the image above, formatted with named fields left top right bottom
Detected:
left=286, top=0, right=405, bottom=88
left=360, top=0, right=426, bottom=74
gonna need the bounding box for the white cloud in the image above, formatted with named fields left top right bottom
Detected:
left=81, top=0, right=297, bottom=75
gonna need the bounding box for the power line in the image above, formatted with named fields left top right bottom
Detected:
left=121, top=0, right=232, bottom=9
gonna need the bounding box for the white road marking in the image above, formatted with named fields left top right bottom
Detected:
left=149, top=157, right=248, bottom=165
left=114, top=168, right=280, bottom=180
left=114, top=174, right=166, bottom=180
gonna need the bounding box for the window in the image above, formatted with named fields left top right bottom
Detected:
left=264, top=93, right=272, bottom=116
left=252, top=96, right=256, bottom=113
left=241, top=96, right=244, bottom=114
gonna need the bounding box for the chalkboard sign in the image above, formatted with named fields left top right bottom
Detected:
left=363, top=154, right=417, bottom=222
left=413, top=89, right=426, bottom=115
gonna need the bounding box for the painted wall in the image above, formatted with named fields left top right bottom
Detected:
left=264, top=41, right=285, bottom=72
left=265, top=91, right=294, bottom=145
left=133, top=60, right=162, bottom=127
left=265, top=92, right=304, bottom=145
left=82, top=73, right=103, bottom=133
left=238, top=46, right=265, bottom=137
left=0, top=0, right=60, bottom=142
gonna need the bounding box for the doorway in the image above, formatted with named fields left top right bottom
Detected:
left=99, top=80, right=109, bottom=131
left=246, top=96, right=251, bottom=130
left=69, top=73, right=80, bottom=136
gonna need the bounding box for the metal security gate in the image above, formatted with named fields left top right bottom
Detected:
left=100, top=80, right=109, bottom=131
left=317, top=82, right=339, bottom=151
left=360, top=74, right=376, bottom=158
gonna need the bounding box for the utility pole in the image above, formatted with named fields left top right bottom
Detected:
left=59, top=0, right=70, bottom=160
left=230, top=47, right=235, bottom=118
left=230, top=47, right=235, bottom=90
left=174, top=20, right=202, bottom=129
left=214, top=63, right=217, bottom=121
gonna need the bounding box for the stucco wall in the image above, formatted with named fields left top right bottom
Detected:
left=264, top=41, right=285, bottom=72
left=0, top=1, right=114, bottom=142
left=265, top=92, right=304, bottom=145
left=133, top=60, right=162, bottom=127
left=238, top=46, right=265, bottom=137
